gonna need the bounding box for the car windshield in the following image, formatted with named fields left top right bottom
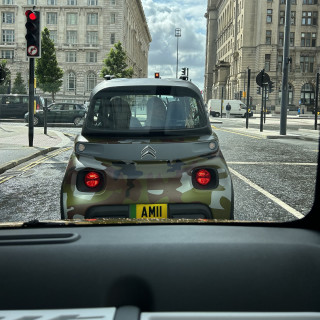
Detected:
left=0, top=0, right=319, bottom=226
left=84, top=86, right=208, bottom=135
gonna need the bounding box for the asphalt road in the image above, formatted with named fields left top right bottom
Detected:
left=0, top=120, right=318, bottom=222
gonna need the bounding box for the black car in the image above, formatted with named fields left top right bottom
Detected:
left=25, top=102, right=86, bottom=126
left=0, top=94, right=44, bottom=119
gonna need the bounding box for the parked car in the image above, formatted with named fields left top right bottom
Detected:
left=24, top=102, right=86, bottom=126
left=0, top=94, right=44, bottom=119
left=208, top=99, right=253, bottom=117
left=60, top=77, right=234, bottom=220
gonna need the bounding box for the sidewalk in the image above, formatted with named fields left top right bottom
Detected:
left=0, top=123, right=71, bottom=174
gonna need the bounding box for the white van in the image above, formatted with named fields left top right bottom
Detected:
left=207, top=99, right=253, bottom=117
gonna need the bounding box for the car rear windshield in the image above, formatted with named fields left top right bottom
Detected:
left=83, top=85, right=209, bottom=136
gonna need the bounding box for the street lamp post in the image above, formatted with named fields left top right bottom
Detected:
left=175, top=28, right=181, bottom=78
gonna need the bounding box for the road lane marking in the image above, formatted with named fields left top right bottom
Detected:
left=228, top=167, right=305, bottom=220
left=212, top=126, right=263, bottom=140
left=0, top=147, right=72, bottom=184
left=228, top=161, right=317, bottom=166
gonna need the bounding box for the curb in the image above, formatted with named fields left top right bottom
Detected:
left=0, top=147, right=58, bottom=174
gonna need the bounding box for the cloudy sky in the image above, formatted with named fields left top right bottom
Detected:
left=140, top=0, right=207, bottom=90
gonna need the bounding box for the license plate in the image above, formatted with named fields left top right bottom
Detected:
left=130, top=204, right=168, bottom=219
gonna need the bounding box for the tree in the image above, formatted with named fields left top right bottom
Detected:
left=0, top=60, right=11, bottom=94
left=35, top=28, right=63, bottom=101
left=12, top=72, right=27, bottom=94
left=100, top=42, right=134, bottom=78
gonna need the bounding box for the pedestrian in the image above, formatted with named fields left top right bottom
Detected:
left=226, top=102, right=231, bottom=118
left=297, top=107, right=300, bottom=116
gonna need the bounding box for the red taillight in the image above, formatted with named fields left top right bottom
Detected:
left=36, top=103, right=40, bottom=110
left=196, top=169, right=211, bottom=186
left=84, top=172, right=101, bottom=188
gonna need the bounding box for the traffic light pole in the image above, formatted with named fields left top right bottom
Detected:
left=28, top=58, right=34, bottom=147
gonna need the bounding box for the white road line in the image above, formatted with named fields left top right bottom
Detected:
left=228, top=161, right=317, bottom=166
left=229, top=167, right=305, bottom=219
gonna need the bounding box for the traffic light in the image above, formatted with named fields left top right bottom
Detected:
left=240, top=90, right=243, bottom=98
left=257, top=87, right=261, bottom=94
left=181, top=68, right=186, bottom=76
left=154, top=72, right=160, bottom=78
left=25, top=10, right=41, bottom=58
left=268, top=81, right=274, bottom=93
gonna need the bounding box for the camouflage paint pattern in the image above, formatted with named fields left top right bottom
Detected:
left=61, top=134, right=234, bottom=220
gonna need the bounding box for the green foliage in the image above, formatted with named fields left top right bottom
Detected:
left=35, top=28, right=63, bottom=101
left=12, top=72, right=27, bottom=94
left=0, top=60, right=11, bottom=94
left=100, top=42, right=134, bottom=79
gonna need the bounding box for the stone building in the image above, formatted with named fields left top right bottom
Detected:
left=204, top=0, right=319, bottom=113
left=1, top=0, right=151, bottom=103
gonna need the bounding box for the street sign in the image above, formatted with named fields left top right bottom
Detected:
left=256, top=70, right=270, bottom=87
left=27, top=45, right=39, bottom=56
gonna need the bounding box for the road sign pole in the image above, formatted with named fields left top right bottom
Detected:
left=246, top=68, right=251, bottom=129
left=280, top=0, right=291, bottom=135
left=315, top=73, right=319, bottom=130
left=28, top=58, right=34, bottom=147
left=264, top=84, right=267, bottom=124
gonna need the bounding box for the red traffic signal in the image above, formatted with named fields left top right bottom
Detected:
left=155, top=72, right=160, bottom=78
left=25, top=10, right=41, bottom=58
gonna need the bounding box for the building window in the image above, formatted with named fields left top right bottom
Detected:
left=303, top=0, right=317, bottom=4
left=110, top=0, right=115, bottom=4
left=110, top=33, right=115, bottom=44
left=302, top=12, right=317, bottom=25
left=301, top=32, right=316, bottom=47
left=67, top=13, right=78, bottom=25
left=300, top=83, right=314, bottom=105
left=300, top=56, right=314, bottom=73
left=87, top=13, right=98, bottom=25
left=66, top=51, right=77, bottom=62
left=67, top=72, right=76, bottom=91
left=88, top=0, right=97, bottom=4
left=86, top=52, right=97, bottom=63
left=266, top=30, right=272, bottom=44
left=86, top=72, right=97, bottom=91
left=66, top=30, right=77, bottom=44
left=49, top=30, right=57, bottom=43
left=47, top=12, right=57, bottom=24
left=2, top=30, right=14, bottom=43
left=290, top=32, right=295, bottom=46
left=110, top=13, right=116, bottom=24
left=47, top=0, right=57, bottom=5
left=67, top=0, right=77, bottom=5
left=267, top=9, right=272, bottom=23
left=280, top=0, right=297, bottom=3
left=265, top=54, right=271, bottom=71
left=2, top=0, right=13, bottom=4
left=278, top=55, right=283, bottom=71
left=279, top=32, right=284, bottom=46
left=280, top=11, right=285, bottom=25
left=1, top=50, right=13, bottom=59
left=86, top=31, right=98, bottom=45
left=27, top=0, right=37, bottom=4
left=291, top=11, right=296, bottom=25
left=2, top=12, right=14, bottom=23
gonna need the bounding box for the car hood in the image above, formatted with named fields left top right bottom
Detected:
left=74, top=134, right=221, bottom=162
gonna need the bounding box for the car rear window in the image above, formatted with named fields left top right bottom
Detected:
left=83, top=86, right=209, bottom=136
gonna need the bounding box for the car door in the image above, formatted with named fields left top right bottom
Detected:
left=47, top=104, right=62, bottom=122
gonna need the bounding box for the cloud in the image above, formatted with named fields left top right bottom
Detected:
left=141, top=0, right=207, bottom=90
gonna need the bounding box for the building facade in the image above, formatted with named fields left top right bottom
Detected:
left=1, top=0, right=151, bottom=102
left=204, top=0, right=319, bottom=113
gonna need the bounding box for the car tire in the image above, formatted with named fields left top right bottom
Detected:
left=73, top=116, right=83, bottom=126
left=215, top=112, right=220, bottom=117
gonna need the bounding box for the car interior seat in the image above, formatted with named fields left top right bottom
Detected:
left=165, top=101, right=186, bottom=128
left=110, top=97, right=131, bottom=129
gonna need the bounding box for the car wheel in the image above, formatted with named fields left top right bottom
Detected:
left=73, top=116, right=83, bottom=126
left=216, top=112, right=220, bottom=117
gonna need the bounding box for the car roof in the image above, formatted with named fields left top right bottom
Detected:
left=90, top=78, right=202, bottom=98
